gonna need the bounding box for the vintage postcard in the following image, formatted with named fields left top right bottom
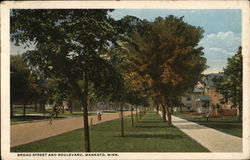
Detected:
left=1, top=0, right=250, bottom=160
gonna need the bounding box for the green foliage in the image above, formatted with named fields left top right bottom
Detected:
left=11, top=9, right=128, bottom=151
left=11, top=112, right=209, bottom=152
left=11, top=9, right=124, bottom=98
left=213, top=47, right=242, bottom=120
left=125, top=15, right=207, bottom=109
left=107, top=42, right=150, bottom=106
left=10, top=55, right=39, bottom=104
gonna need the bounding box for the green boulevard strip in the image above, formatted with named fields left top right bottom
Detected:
left=11, top=112, right=209, bottom=152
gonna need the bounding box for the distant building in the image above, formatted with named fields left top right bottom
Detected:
left=181, top=73, right=233, bottom=114
left=203, top=73, right=232, bottom=109
left=181, top=88, right=203, bottom=111
left=196, top=95, right=210, bottom=113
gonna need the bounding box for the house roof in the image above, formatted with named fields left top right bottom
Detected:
left=197, top=95, right=211, bottom=101
left=193, top=88, right=203, bottom=93
left=204, top=73, right=224, bottom=88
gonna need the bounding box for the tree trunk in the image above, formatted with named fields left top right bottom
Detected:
left=166, top=106, right=172, bottom=126
left=161, top=104, right=167, bottom=122
left=10, top=99, right=14, bottom=118
left=23, top=103, right=26, bottom=116
left=43, top=105, right=46, bottom=117
left=54, top=105, right=58, bottom=118
left=238, top=102, right=242, bottom=121
left=136, top=106, right=138, bottom=121
left=55, top=109, right=58, bottom=118
left=34, top=100, right=37, bottom=112
left=39, top=103, right=43, bottom=112
left=39, top=104, right=41, bottom=112
left=82, top=77, right=90, bottom=152
left=121, top=105, right=124, bottom=137
left=131, top=106, right=134, bottom=127
left=161, top=95, right=167, bottom=122
left=139, top=109, right=141, bottom=120
left=70, top=100, right=73, bottom=114
left=62, top=105, right=64, bottom=113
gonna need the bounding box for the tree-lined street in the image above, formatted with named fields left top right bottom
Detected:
left=11, top=112, right=209, bottom=152
left=9, top=9, right=243, bottom=153
left=11, top=111, right=132, bottom=147
left=11, top=111, right=242, bottom=152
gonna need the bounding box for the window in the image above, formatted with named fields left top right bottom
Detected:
left=186, top=104, right=192, bottom=109
left=186, top=96, right=191, bottom=101
left=202, top=101, right=209, bottom=107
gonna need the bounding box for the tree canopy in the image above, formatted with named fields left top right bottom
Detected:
left=10, top=10, right=208, bottom=149
left=213, top=47, right=242, bottom=121
left=125, top=15, right=207, bottom=125
left=11, top=9, right=127, bottom=152
left=10, top=54, right=42, bottom=116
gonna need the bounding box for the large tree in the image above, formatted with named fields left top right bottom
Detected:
left=126, top=16, right=207, bottom=125
left=10, top=54, right=40, bottom=117
left=11, top=9, right=124, bottom=151
left=107, top=36, right=150, bottom=135
left=213, top=47, right=242, bottom=121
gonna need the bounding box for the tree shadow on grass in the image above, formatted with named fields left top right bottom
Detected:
left=186, top=118, right=241, bottom=124
left=202, top=120, right=240, bottom=124
left=135, top=125, right=167, bottom=129
left=138, top=120, right=163, bottom=123
left=176, top=123, right=241, bottom=130
left=122, top=134, right=184, bottom=139
left=199, top=123, right=242, bottom=129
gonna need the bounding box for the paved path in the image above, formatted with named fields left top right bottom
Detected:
left=172, top=115, right=242, bottom=152
left=158, top=111, right=242, bottom=152
left=11, top=111, right=132, bottom=147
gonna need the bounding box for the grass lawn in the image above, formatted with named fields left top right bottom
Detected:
left=173, top=112, right=242, bottom=137
left=11, top=112, right=209, bottom=152
left=11, top=113, right=97, bottom=124
left=102, top=110, right=118, bottom=113
left=11, top=108, right=97, bottom=123
left=13, top=107, right=50, bottom=115
left=58, top=112, right=96, bottom=117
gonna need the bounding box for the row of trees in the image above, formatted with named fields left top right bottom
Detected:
left=213, top=47, right=242, bottom=121
left=124, top=16, right=207, bottom=126
left=10, top=54, right=78, bottom=117
left=10, top=9, right=150, bottom=152
left=10, top=10, right=206, bottom=151
left=10, top=55, right=46, bottom=117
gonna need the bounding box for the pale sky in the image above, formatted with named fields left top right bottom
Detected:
left=10, top=9, right=242, bottom=74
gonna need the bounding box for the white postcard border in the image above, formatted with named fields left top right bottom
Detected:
left=1, top=1, right=250, bottom=160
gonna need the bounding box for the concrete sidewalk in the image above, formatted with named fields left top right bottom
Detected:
left=11, top=111, right=131, bottom=147
left=172, top=115, right=242, bottom=152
